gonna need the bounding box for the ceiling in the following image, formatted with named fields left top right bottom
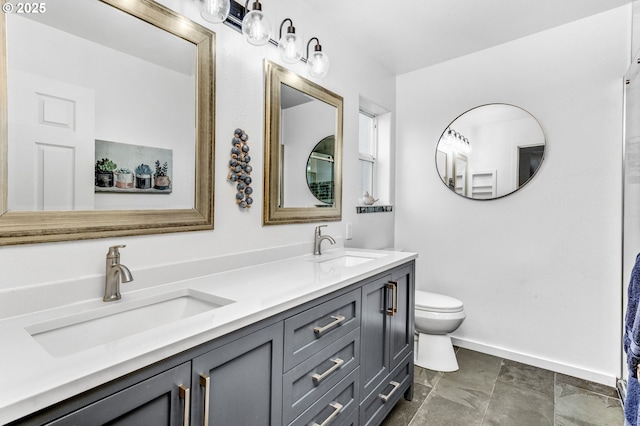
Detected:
left=300, top=0, right=632, bottom=75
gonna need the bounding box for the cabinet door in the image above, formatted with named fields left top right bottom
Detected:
left=360, top=274, right=391, bottom=400
left=46, top=363, right=191, bottom=426
left=360, top=355, right=413, bottom=426
left=191, top=322, right=284, bottom=426
left=389, top=264, right=414, bottom=371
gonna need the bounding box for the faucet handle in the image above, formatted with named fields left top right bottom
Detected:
left=107, top=244, right=126, bottom=258
left=315, top=225, right=327, bottom=235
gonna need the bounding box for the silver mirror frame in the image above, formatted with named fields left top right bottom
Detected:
left=0, top=0, right=215, bottom=245
left=263, top=60, right=343, bottom=225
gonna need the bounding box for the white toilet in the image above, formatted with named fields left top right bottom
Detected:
left=414, top=290, right=466, bottom=372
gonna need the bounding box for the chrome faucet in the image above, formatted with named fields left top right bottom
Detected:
left=314, top=225, right=336, bottom=255
left=104, top=245, right=134, bottom=302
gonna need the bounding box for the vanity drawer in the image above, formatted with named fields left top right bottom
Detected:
left=339, top=409, right=358, bottom=426
left=360, top=354, right=412, bottom=426
left=283, top=328, right=360, bottom=424
left=289, top=368, right=360, bottom=426
left=284, top=289, right=360, bottom=370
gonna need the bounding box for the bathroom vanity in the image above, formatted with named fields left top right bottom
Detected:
left=1, top=248, right=416, bottom=426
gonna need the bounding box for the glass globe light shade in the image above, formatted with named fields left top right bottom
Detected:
left=455, top=137, right=465, bottom=153
left=201, top=0, right=230, bottom=24
left=463, top=138, right=472, bottom=154
left=278, top=33, right=303, bottom=64
left=242, top=10, right=272, bottom=46
left=441, top=130, right=452, bottom=147
left=307, top=51, right=330, bottom=78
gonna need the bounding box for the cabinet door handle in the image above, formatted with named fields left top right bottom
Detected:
left=199, top=374, right=210, bottom=426
left=386, top=283, right=396, bottom=316
left=312, top=357, right=344, bottom=383
left=379, top=380, right=401, bottom=402
left=312, top=401, right=343, bottom=426
left=179, top=385, right=190, bottom=426
left=391, top=281, right=399, bottom=314
left=313, top=315, right=346, bottom=335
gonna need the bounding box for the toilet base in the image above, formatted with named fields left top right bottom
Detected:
left=414, top=332, right=459, bottom=372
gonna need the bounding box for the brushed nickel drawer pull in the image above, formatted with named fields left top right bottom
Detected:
left=313, top=315, right=346, bottom=335
left=178, top=385, right=190, bottom=426
left=199, top=374, right=210, bottom=426
left=312, top=402, right=343, bottom=426
left=379, top=380, right=401, bottom=402
left=312, top=358, right=344, bottom=383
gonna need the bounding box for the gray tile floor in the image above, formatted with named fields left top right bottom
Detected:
left=382, top=348, right=624, bottom=426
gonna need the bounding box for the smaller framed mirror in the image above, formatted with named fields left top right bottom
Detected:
left=436, top=104, right=545, bottom=200
left=263, top=61, right=343, bottom=225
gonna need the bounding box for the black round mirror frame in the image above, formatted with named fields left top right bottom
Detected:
left=306, top=135, right=335, bottom=206
left=435, top=103, right=546, bottom=201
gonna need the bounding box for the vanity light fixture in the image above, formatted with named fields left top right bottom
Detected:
left=201, top=0, right=231, bottom=24
left=306, top=37, right=330, bottom=78
left=242, top=0, right=272, bottom=46
left=278, top=18, right=303, bottom=64
left=444, top=128, right=471, bottom=154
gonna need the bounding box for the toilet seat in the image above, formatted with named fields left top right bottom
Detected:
left=415, top=291, right=463, bottom=313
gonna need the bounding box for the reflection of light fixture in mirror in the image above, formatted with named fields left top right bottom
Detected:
left=278, top=18, right=303, bottom=63
left=201, top=0, right=230, bottom=23
left=444, top=128, right=471, bottom=154
left=242, top=0, right=272, bottom=45
left=306, top=37, right=330, bottom=78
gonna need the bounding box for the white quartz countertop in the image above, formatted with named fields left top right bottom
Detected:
left=0, top=248, right=417, bottom=424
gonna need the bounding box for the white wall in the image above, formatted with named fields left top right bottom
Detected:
left=0, top=1, right=396, bottom=294
left=396, top=7, right=630, bottom=385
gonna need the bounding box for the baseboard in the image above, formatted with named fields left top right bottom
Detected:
left=451, top=337, right=619, bottom=388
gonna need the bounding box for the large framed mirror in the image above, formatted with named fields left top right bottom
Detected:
left=436, top=104, right=545, bottom=200
left=0, top=0, right=215, bottom=245
left=263, top=61, right=343, bottom=225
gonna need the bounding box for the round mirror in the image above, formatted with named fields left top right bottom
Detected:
left=435, top=104, right=545, bottom=200
left=306, top=135, right=335, bottom=206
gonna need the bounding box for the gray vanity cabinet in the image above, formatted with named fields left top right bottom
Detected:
left=360, top=263, right=414, bottom=426
left=45, top=362, right=191, bottom=425
left=191, top=322, right=284, bottom=426
left=9, top=261, right=415, bottom=426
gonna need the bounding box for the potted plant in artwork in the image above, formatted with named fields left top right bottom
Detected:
left=95, top=158, right=117, bottom=187
left=153, top=160, right=171, bottom=190
left=114, top=168, right=134, bottom=189
left=135, top=163, right=153, bottom=189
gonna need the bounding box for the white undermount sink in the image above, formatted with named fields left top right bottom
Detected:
left=26, top=289, right=235, bottom=358
left=313, top=251, right=387, bottom=267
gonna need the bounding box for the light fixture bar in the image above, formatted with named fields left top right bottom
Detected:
left=224, top=0, right=308, bottom=62
left=223, top=0, right=246, bottom=31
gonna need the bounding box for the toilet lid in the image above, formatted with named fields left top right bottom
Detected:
left=415, top=291, right=464, bottom=313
